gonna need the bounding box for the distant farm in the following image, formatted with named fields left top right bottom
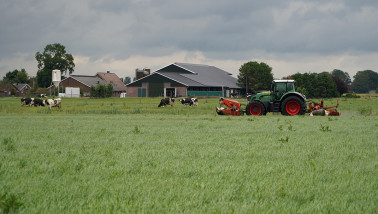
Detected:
left=0, top=96, right=377, bottom=213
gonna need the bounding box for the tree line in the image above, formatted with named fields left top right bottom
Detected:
left=237, top=61, right=378, bottom=98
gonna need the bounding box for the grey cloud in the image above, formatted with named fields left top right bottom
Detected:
left=0, top=0, right=377, bottom=69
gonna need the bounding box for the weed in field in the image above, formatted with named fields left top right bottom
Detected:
left=133, top=125, right=140, bottom=134
left=278, top=125, right=283, bottom=131
left=288, top=124, right=295, bottom=131
left=18, top=160, right=27, bottom=168
left=75, top=163, right=83, bottom=172
left=132, top=108, right=141, bottom=114
left=0, top=193, right=23, bottom=213
left=279, top=136, right=289, bottom=143
left=320, top=124, right=331, bottom=132
left=248, top=118, right=254, bottom=122
left=328, top=117, right=338, bottom=121
left=358, top=107, right=372, bottom=116
left=1, top=137, right=15, bottom=152
left=1, top=137, right=13, bottom=146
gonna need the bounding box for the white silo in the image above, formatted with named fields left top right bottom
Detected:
left=52, top=69, right=61, bottom=87
left=51, top=70, right=61, bottom=96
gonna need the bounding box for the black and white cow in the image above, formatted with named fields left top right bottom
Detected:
left=158, top=98, right=175, bottom=107
left=31, top=98, right=45, bottom=107
left=191, top=98, right=198, bottom=106
left=43, top=98, right=61, bottom=109
left=179, top=98, right=198, bottom=107
left=39, top=94, right=47, bottom=98
left=21, top=97, right=32, bottom=106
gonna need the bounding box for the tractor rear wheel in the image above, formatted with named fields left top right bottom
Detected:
left=281, top=96, right=306, bottom=116
left=246, top=101, right=265, bottom=116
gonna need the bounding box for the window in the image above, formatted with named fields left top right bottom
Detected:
left=137, top=88, right=146, bottom=97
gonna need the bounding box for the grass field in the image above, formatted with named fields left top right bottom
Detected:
left=0, top=96, right=377, bottom=213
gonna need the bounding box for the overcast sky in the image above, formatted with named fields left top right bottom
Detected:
left=1, top=0, right=377, bottom=81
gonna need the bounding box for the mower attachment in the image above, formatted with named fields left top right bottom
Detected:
left=308, top=99, right=340, bottom=116
left=216, top=98, right=244, bottom=116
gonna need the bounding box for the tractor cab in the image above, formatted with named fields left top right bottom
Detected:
left=271, top=80, right=295, bottom=100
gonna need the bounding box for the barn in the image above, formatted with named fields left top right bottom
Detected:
left=59, top=71, right=126, bottom=97
left=60, top=75, right=107, bottom=97
left=0, top=83, right=31, bottom=97
left=126, top=63, right=241, bottom=97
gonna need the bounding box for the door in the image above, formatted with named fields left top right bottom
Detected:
left=137, top=88, right=146, bottom=97
left=165, top=88, right=176, bottom=97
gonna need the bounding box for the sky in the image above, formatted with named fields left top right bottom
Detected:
left=1, top=0, right=378, bottom=81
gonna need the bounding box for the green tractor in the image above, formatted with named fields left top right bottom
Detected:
left=246, top=80, right=307, bottom=116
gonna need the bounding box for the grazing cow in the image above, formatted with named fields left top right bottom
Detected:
left=39, top=94, right=47, bottom=98
left=179, top=98, right=198, bottom=107
left=21, top=97, right=32, bottom=106
left=191, top=98, right=198, bottom=106
left=43, top=98, right=62, bottom=109
left=31, top=98, right=45, bottom=107
left=158, top=98, right=175, bottom=107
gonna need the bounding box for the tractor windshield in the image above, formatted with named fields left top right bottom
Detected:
left=274, top=82, right=294, bottom=98
left=287, top=82, right=294, bottom=91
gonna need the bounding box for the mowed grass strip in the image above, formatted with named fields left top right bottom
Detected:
left=0, top=97, right=377, bottom=213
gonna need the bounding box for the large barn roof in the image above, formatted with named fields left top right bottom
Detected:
left=129, top=63, right=240, bottom=88
left=97, top=72, right=127, bottom=92
left=66, top=75, right=107, bottom=87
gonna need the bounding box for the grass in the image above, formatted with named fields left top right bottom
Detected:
left=0, top=97, right=377, bottom=213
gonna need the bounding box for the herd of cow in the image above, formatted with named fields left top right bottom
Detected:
left=21, top=97, right=62, bottom=110
left=158, top=97, right=199, bottom=107
left=20, top=96, right=197, bottom=110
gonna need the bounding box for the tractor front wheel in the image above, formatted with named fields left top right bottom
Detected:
left=246, top=101, right=265, bottom=116
left=281, top=96, right=306, bottom=116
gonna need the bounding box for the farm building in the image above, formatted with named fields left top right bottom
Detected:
left=0, top=83, right=31, bottom=97
left=59, top=75, right=107, bottom=97
left=96, top=71, right=127, bottom=97
left=59, top=71, right=126, bottom=97
left=126, top=63, right=241, bottom=97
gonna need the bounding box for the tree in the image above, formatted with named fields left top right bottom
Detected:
left=2, top=69, right=29, bottom=84
left=96, top=84, right=106, bottom=98
left=90, top=84, right=113, bottom=98
left=90, top=86, right=96, bottom=97
left=106, top=83, right=113, bottom=97
left=35, top=43, right=75, bottom=87
left=124, top=76, right=131, bottom=84
left=291, top=72, right=339, bottom=98
left=331, top=69, right=351, bottom=85
left=352, top=70, right=378, bottom=93
left=316, top=72, right=339, bottom=98
left=237, top=61, right=273, bottom=94
left=333, top=76, right=348, bottom=95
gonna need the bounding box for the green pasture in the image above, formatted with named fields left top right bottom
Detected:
left=0, top=97, right=377, bottom=213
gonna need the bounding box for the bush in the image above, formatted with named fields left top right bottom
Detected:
left=90, top=84, right=113, bottom=98
left=343, top=93, right=360, bottom=98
